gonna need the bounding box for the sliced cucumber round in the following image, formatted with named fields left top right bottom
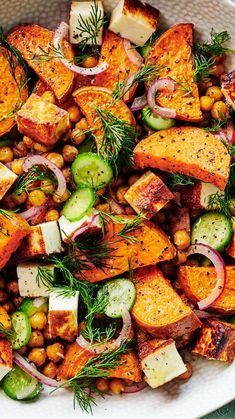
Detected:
left=19, top=298, right=48, bottom=318
left=71, top=153, right=113, bottom=190
left=62, top=186, right=96, bottom=222
left=2, top=364, right=42, bottom=401
left=11, top=311, right=31, bottom=350
left=98, top=278, right=136, bottom=319
left=142, top=106, right=176, bottom=131
left=191, top=211, right=232, bottom=251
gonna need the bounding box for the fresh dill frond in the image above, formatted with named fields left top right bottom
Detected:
left=195, top=29, right=233, bottom=57
left=0, top=322, right=14, bottom=340
left=76, top=1, right=106, bottom=53
left=96, top=108, right=137, bottom=175
left=193, top=53, right=215, bottom=83
left=208, top=191, right=231, bottom=219
left=204, top=113, right=228, bottom=133
left=70, top=380, right=101, bottom=413
left=143, top=30, right=163, bottom=49
left=0, top=209, right=14, bottom=219
left=168, top=173, right=195, bottom=188
left=29, top=44, right=64, bottom=64
left=175, top=79, right=193, bottom=96
left=223, top=141, right=235, bottom=157
left=115, top=213, right=145, bottom=243
left=36, top=266, right=55, bottom=289
left=12, top=164, right=57, bottom=196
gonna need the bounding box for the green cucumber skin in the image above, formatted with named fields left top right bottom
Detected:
left=99, top=278, right=136, bottom=319
left=142, top=106, right=176, bottom=131
left=2, top=365, right=42, bottom=401
left=19, top=298, right=48, bottom=317
left=191, top=212, right=232, bottom=251
left=62, top=186, right=96, bottom=222
left=71, top=152, right=113, bottom=190
left=11, top=311, right=31, bottom=350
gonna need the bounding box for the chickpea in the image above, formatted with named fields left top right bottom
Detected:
left=53, top=189, right=70, bottom=204
left=34, top=142, right=50, bottom=153
left=62, top=145, right=78, bottom=162
left=67, top=105, right=82, bottom=123
left=110, top=378, right=125, bottom=395
left=2, top=301, right=15, bottom=314
left=211, top=101, right=229, bottom=120
left=116, top=186, right=129, bottom=205
left=95, top=203, right=111, bottom=213
left=40, top=180, right=56, bottom=194
left=28, top=190, right=47, bottom=206
left=45, top=152, right=64, bottom=169
left=42, top=361, right=57, bottom=379
left=0, top=276, right=5, bottom=289
left=71, top=128, right=86, bottom=146
left=82, top=56, right=98, bottom=68
left=125, top=206, right=136, bottom=215
left=95, top=378, right=109, bottom=393
left=76, top=118, right=88, bottom=131
left=46, top=343, right=65, bottom=363
left=28, top=348, right=47, bottom=367
left=1, top=194, right=15, bottom=209
left=110, top=176, right=125, bottom=190
left=176, top=250, right=188, bottom=265
left=23, top=136, right=34, bottom=148
left=11, top=191, right=27, bottom=205
left=0, top=146, right=13, bottom=163
left=128, top=174, right=140, bottom=187
left=206, top=86, right=223, bottom=101
left=41, top=90, right=56, bottom=104
left=28, top=330, right=44, bottom=347
left=173, top=229, right=190, bottom=250
left=11, top=159, right=24, bottom=175
left=178, top=362, right=193, bottom=380
left=45, top=209, right=60, bottom=222
left=199, top=96, right=214, bottom=112
left=12, top=296, right=23, bottom=307
left=30, top=311, right=47, bottom=330
left=62, top=167, right=71, bottom=183
left=17, top=346, right=27, bottom=355
left=0, top=289, right=9, bottom=304
left=12, top=141, right=28, bottom=158
left=6, top=280, right=19, bottom=295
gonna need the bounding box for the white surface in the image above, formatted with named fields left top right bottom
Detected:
left=0, top=0, right=235, bottom=418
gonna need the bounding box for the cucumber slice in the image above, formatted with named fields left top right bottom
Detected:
left=19, top=298, right=48, bottom=317
left=191, top=211, right=232, bottom=251
left=98, top=278, right=136, bottom=319
left=71, top=153, right=113, bottom=189
left=11, top=311, right=31, bottom=350
left=142, top=106, right=176, bottom=131
left=62, top=186, right=96, bottom=222
left=2, top=364, right=42, bottom=401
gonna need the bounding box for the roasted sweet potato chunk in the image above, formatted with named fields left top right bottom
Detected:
left=146, top=23, right=202, bottom=122
left=0, top=46, right=28, bottom=136
left=134, top=127, right=230, bottom=191
left=124, top=171, right=174, bottom=219
left=131, top=266, right=201, bottom=338
left=0, top=307, right=11, bottom=337
left=76, top=216, right=176, bottom=282
left=178, top=266, right=235, bottom=314
left=0, top=338, right=12, bottom=380
left=7, top=25, right=76, bottom=102
left=192, top=318, right=235, bottom=363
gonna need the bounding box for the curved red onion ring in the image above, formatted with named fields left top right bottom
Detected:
left=123, top=39, right=143, bottom=67
left=194, top=310, right=221, bottom=319
left=216, top=129, right=228, bottom=142
left=147, top=78, right=176, bottom=118
left=187, top=244, right=226, bottom=310
left=13, top=352, right=62, bottom=388
left=23, top=155, right=66, bottom=197
left=53, top=22, right=108, bottom=76
left=19, top=206, right=45, bottom=222
left=226, top=120, right=234, bottom=144
left=72, top=213, right=99, bottom=241
left=123, top=73, right=138, bottom=103
left=131, top=94, right=147, bottom=111
left=123, top=381, right=147, bottom=393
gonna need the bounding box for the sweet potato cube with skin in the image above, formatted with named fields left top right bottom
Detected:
left=192, top=319, right=235, bottom=363
left=107, top=352, right=142, bottom=382
left=16, top=94, right=70, bottom=146
left=0, top=212, right=30, bottom=270
left=76, top=216, right=176, bottom=282
left=0, top=163, right=17, bottom=201
left=131, top=266, right=201, bottom=339
left=221, top=70, right=235, bottom=111
left=180, top=182, right=224, bottom=209
left=124, top=171, right=174, bottom=219
left=0, top=339, right=13, bottom=381
left=178, top=266, right=235, bottom=315
left=138, top=338, right=187, bottom=388
left=167, top=207, right=190, bottom=235
left=134, top=127, right=230, bottom=191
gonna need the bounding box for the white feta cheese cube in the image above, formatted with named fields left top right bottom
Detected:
left=69, top=1, right=104, bottom=45
left=58, top=210, right=101, bottom=243
left=48, top=291, right=79, bottom=341
left=0, top=339, right=12, bottom=381
left=0, top=162, right=17, bottom=200
left=109, top=0, right=159, bottom=46
left=17, top=262, right=55, bottom=297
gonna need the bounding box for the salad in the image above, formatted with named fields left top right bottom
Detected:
left=0, top=0, right=235, bottom=413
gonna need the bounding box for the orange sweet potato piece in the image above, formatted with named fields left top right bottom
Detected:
left=107, top=351, right=142, bottom=382
left=7, top=25, right=76, bottom=102
left=192, top=318, right=235, bottom=363
left=0, top=46, right=28, bottom=136
left=0, top=212, right=30, bottom=270
left=76, top=216, right=176, bottom=282
left=0, top=306, right=11, bottom=337
left=146, top=23, right=202, bottom=122
left=178, top=266, right=235, bottom=314
left=134, top=127, right=230, bottom=191
left=0, top=338, right=12, bottom=373
left=73, top=86, right=136, bottom=149
left=131, top=265, right=201, bottom=338
left=94, top=30, right=140, bottom=100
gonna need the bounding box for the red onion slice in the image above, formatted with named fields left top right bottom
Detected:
left=72, top=213, right=99, bottom=241
left=23, top=155, right=66, bottom=197
left=187, top=244, right=226, bottom=310
left=131, top=94, right=147, bottom=111
left=226, top=120, right=234, bottom=144
left=19, top=206, right=45, bottom=222
left=194, top=310, right=221, bottom=319
left=13, top=352, right=62, bottom=388
left=216, top=129, right=229, bottom=142
left=53, top=22, right=108, bottom=76
left=122, top=73, right=138, bottom=103
left=147, top=78, right=177, bottom=118
left=123, top=39, right=143, bottom=67
left=124, top=381, right=147, bottom=393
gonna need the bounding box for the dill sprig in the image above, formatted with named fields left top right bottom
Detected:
left=193, top=54, right=215, bottom=83
left=208, top=191, right=231, bottom=219
left=76, top=1, right=106, bottom=53
left=29, top=44, right=64, bottom=65
left=168, top=173, right=195, bottom=188
left=0, top=322, right=14, bottom=340
left=115, top=212, right=145, bottom=243
left=223, top=141, right=235, bottom=157
left=195, top=29, right=233, bottom=57
left=12, top=164, right=57, bottom=196
left=96, top=108, right=137, bottom=175
left=204, top=113, right=228, bottom=133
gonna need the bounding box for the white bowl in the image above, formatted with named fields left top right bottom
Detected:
left=1, top=1, right=235, bottom=418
